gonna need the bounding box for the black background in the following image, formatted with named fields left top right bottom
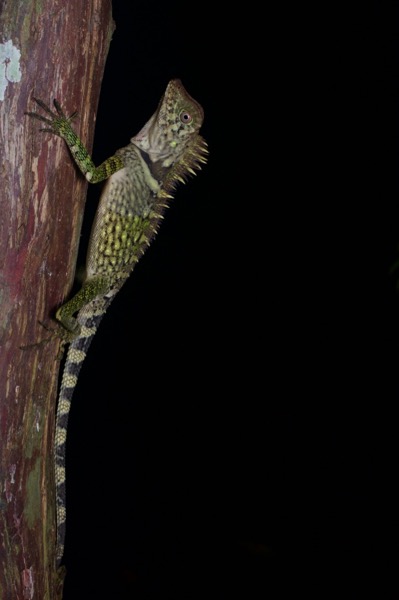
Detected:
left=62, top=2, right=398, bottom=598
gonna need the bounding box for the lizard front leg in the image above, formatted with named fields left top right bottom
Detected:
left=26, top=98, right=124, bottom=183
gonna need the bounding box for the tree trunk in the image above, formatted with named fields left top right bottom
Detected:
left=0, top=2, right=114, bottom=598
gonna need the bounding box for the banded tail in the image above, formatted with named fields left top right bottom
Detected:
left=54, top=303, right=106, bottom=563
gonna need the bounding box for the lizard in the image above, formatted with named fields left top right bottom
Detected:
left=26, top=79, right=207, bottom=565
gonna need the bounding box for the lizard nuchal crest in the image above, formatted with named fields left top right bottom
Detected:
left=26, top=79, right=207, bottom=564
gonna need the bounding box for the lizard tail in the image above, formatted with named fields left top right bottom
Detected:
left=54, top=306, right=105, bottom=564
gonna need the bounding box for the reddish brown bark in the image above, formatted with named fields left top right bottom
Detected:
left=0, top=2, right=114, bottom=598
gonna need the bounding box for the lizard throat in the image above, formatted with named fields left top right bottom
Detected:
left=132, top=114, right=185, bottom=167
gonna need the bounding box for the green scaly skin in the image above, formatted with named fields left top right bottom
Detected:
left=26, top=80, right=207, bottom=565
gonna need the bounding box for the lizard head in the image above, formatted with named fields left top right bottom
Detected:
left=132, top=79, right=205, bottom=167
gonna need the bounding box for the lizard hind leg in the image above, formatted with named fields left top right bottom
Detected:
left=56, top=275, right=109, bottom=336
left=19, top=320, right=67, bottom=356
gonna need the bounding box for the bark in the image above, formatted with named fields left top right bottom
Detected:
left=0, top=2, right=114, bottom=598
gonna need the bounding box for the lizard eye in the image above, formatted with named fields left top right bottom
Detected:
left=179, top=110, right=193, bottom=125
